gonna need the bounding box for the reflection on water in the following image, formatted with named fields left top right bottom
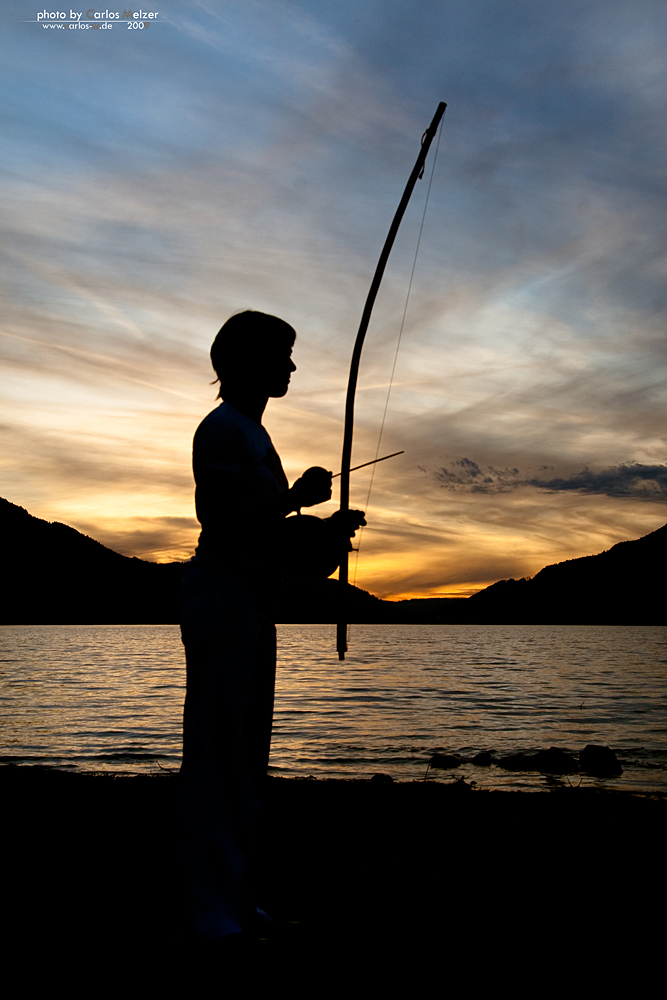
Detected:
left=1, top=624, right=665, bottom=792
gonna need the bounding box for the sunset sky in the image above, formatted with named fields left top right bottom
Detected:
left=2, top=0, right=665, bottom=598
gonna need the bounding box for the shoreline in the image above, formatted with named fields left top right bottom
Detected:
left=4, top=739, right=665, bottom=794
left=3, top=760, right=667, bottom=792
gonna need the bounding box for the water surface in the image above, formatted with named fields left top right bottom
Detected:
left=1, top=624, right=665, bottom=792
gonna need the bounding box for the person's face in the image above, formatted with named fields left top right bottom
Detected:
left=260, top=342, right=296, bottom=398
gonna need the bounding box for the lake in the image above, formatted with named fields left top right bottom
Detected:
left=1, top=624, right=665, bottom=792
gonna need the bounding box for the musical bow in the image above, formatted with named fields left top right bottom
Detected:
left=336, top=102, right=447, bottom=660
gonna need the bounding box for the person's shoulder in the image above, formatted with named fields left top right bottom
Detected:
left=195, top=401, right=234, bottom=431
left=193, top=403, right=240, bottom=450
left=193, top=403, right=271, bottom=457
left=195, top=402, right=251, bottom=437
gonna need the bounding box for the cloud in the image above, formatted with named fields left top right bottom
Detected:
left=428, top=460, right=667, bottom=501
left=530, top=463, right=667, bottom=500
left=428, top=458, right=522, bottom=494
left=71, top=515, right=200, bottom=563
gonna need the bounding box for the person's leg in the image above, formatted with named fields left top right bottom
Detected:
left=240, top=617, right=277, bottom=920
left=178, top=567, right=271, bottom=941
left=243, top=618, right=276, bottom=797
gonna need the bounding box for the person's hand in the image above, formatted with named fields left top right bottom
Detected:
left=290, top=466, right=332, bottom=508
left=329, top=509, right=366, bottom=537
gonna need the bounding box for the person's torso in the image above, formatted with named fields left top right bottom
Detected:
left=192, top=402, right=288, bottom=582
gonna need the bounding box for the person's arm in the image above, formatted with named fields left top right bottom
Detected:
left=195, top=466, right=334, bottom=534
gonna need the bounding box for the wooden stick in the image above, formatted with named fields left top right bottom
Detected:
left=337, top=102, right=446, bottom=660
left=332, top=451, right=404, bottom=479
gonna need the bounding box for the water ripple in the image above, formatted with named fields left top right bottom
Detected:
left=0, top=623, right=665, bottom=790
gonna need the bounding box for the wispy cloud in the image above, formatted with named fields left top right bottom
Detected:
left=530, top=464, right=667, bottom=500
left=427, top=460, right=667, bottom=501
left=429, top=458, right=522, bottom=494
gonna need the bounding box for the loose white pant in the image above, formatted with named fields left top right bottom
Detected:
left=178, top=565, right=276, bottom=940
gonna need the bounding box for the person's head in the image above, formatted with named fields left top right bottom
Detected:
left=210, top=310, right=296, bottom=400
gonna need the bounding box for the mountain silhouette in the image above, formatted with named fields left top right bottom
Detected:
left=0, top=497, right=663, bottom=624
left=466, top=523, right=665, bottom=624
left=0, top=497, right=386, bottom=624
left=0, top=498, right=183, bottom=624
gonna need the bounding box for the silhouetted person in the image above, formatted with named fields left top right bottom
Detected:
left=179, top=310, right=364, bottom=944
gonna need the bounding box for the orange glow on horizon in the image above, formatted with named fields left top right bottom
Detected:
left=382, top=586, right=486, bottom=601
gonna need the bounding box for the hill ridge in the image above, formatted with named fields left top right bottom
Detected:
left=0, top=497, right=663, bottom=624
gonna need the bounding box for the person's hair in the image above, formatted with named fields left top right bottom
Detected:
left=210, top=310, right=296, bottom=398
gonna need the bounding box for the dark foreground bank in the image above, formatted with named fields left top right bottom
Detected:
left=2, top=766, right=665, bottom=989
